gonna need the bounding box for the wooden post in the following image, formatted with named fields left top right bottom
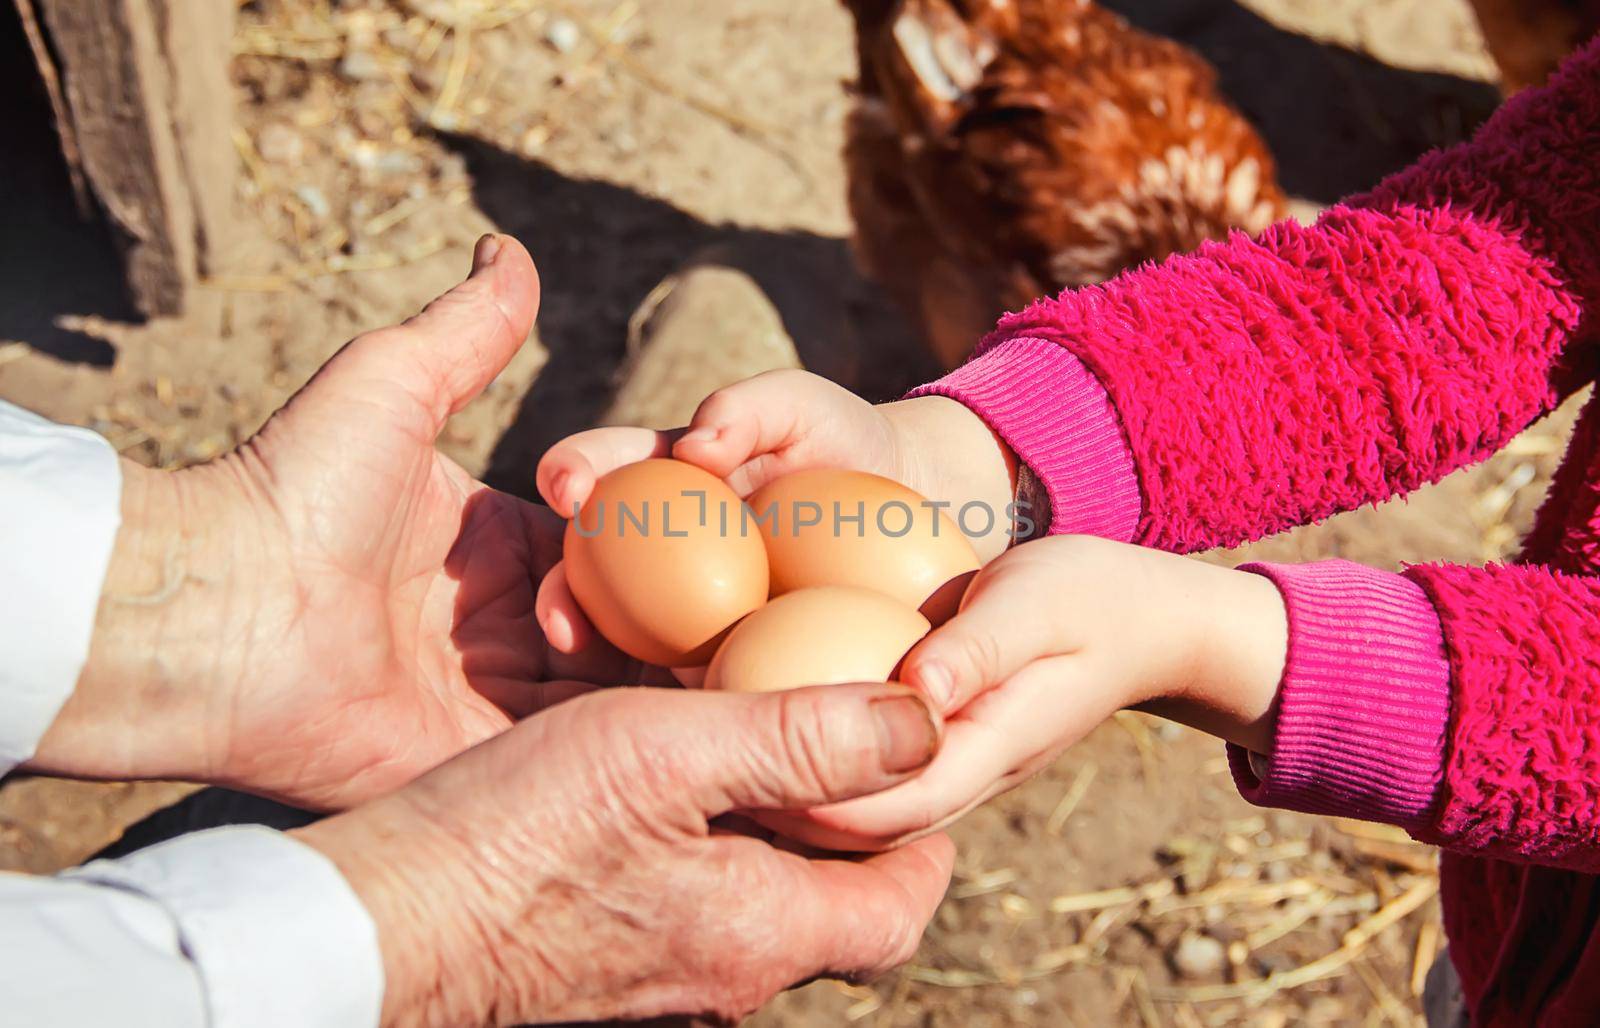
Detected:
left=18, top=0, right=236, bottom=317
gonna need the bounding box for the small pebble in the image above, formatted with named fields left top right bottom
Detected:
left=611, top=127, right=639, bottom=155
left=338, top=48, right=384, bottom=82
left=373, top=150, right=423, bottom=177
left=294, top=185, right=330, bottom=219
left=437, top=152, right=469, bottom=181
left=1171, top=931, right=1226, bottom=979
left=255, top=123, right=304, bottom=165
left=543, top=16, right=581, bottom=54
left=348, top=140, right=380, bottom=169
left=425, top=109, right=461, bottom=132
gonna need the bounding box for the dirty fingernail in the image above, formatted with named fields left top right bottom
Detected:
left=871, top=694, right=939, bottom=774
left=472, top=233, right=502, bottom=273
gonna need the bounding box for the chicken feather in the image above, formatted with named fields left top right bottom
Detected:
left=843, top=0, right=1286, bottom=367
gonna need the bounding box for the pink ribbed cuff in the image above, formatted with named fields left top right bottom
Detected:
left=906, top=337, right=1141, bottom=542
left=1229, top=561, right=1451, bottom=833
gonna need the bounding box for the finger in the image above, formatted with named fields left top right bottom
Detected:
left=640, top=683, right=942, bottom=817
left=674, top=372, right=808, bottom=480
left=764, top=655, right=1110, bottom=850
left=794, top=833, right=955, bottom=982
left=673, top=371, right=863, bottom=494
left=898, top=558, right=1068, bottom=715
left=400, top=234, right=541, bottom=413
left=671, top=665, right=707, bottom=689
left=751, top=709, right=1013, bottom=852
left=535, top=561, right=594, bottom=654
left=535, top=426, right=679, bottom=514
left=311, top=235, right=541, bottom=439
left=536, top=564, right=679, bottom=685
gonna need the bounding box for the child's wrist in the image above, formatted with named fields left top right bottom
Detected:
left=879, top=396, right=1018, bottom=560
left=1136, top=561, right=1288, bottom=754
left=1211, top=570, right=1289, bottom=751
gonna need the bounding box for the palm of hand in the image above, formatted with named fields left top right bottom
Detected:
left=213, top=401, right=541, bottom=807
left=215, top=273, right=656, bottom=808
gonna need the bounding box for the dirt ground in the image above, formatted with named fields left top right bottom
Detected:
left=0, top=1, right=1575, bottom=1025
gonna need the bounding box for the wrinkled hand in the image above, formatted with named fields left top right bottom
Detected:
left=756, top=536, right=1289, bottom=851
left=531, top=370, right=1017, bottom=653
left=33, top=236, right=664, bottom=808
left=296, top=683, right=954, bottom=1027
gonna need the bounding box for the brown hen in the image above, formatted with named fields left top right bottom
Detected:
left=1468, top=0, right=1600, bottom=93
left=842, top=0, right=1286, bottom=368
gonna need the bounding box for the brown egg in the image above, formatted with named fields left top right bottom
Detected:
left=746, top=469, right=980, bottom=625
left=564, top=459, right=769, bottom=667
left=705, top=586, right=931, bottom=693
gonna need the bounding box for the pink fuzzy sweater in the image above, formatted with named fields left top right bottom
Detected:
left=912, top=40, right=1600, bottom=1027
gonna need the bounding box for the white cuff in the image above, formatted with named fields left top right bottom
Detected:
left=65, top=825, right=385, bottom=1028
left=0, top=400, right=122, bottom=774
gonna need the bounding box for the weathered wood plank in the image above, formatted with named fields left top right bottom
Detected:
left=24, top=0, right=235, bottom=316
left=13, top=0, right=90, bottom=215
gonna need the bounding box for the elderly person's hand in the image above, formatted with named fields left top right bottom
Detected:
left=26, top=236, right=660, bottom=808
left=296, top=682, right=953, bottom=1027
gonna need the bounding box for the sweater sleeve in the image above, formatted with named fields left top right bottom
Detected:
left=1405, top=561, right=1600, bottom=871
left=915, top=38, right=1600, bottom=552
left=1229, top=558, right=1600, bottom=873
left=1225, top=561, right=1452, bottom=834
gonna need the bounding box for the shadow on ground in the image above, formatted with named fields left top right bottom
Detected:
left=1101, top=0, right=1502, bottom=201
left=448, top=135, right=934, bottom=500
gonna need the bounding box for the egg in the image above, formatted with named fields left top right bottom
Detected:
left=745, top=469, right=980, bottom=624
left=704, top=586, right=931, bottom=693
left=564, top=459, right=769, bottom=666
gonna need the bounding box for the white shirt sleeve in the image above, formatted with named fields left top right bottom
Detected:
left=0, top=402, right=385, bottom=1027
left=2, top=826, right=384, bottom=1028
left=0, top=399, right=121, bottom=774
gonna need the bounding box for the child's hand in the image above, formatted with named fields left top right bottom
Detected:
left=755, top=536, right=1289, bottom=851
left=533, top=370, right=1017, bottom=652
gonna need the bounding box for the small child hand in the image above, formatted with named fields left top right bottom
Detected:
left=533, top=370, right=1017, bottom=652
left=757, top=536, right=1289, bottom=851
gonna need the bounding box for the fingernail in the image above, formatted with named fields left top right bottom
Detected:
left=472, top=233, right=502, bottom=274
left=550, top=470, right=570, bottom=509
left=679, top=426, right=718, bottom=447
left=546, top=610, right=575, bottom=652
left=871, top=695, right=939, bottom=774
left=911, top=660, right=954, bottom=712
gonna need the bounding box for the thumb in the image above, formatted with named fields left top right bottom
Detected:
left=899, top=561, right=1064, bottom=715
left=298, top=234, right=541, bottom=437
left=674, top=683, right=941, bottom=819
